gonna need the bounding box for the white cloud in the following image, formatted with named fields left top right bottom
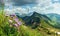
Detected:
left=4, top=0, right=60, bottom=14
left=4, top=7, right=30, bottom=15
left=31, top=0, right=60, bottom=14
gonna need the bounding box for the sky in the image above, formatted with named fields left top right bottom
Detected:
left=1, top=0, right=60, bottom=15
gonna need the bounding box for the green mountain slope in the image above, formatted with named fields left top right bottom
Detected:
left=21, top=12, right=52, bottom=29
left=46, top=13, right=60, bottom=28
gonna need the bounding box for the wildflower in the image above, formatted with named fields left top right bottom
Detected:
left=9, top=19, right=13, bottom=23
left=14, top=18, right=19, bottom=23
left=14, top=18, right=22, bottom=26
left=10, top=14, right=16, bottom=18
left=17, top=21, right=22, bottom=26
left=17, top=22, right=22, bottom=26
left=13, top=24, right=18, bottom=27
left=56, top=32, right=60, bottom=34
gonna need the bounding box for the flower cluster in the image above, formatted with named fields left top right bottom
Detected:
left=8, top=14, right=22, bottom=27
left=10, top=14, right=16, bottom=18
left=13, top=17, right=22, bottom=27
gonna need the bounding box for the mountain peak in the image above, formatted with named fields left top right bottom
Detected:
left=33, top=12, right=38, bottom=14
left=31, top=11, right=42, bottom=17
left=33, top=12, right=39, bottom=15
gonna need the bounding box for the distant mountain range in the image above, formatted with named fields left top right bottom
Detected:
left=46, top=13, right=60, bottom=22
left=46, top=13, right=60, bottom=28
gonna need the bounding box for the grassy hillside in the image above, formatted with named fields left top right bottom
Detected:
left=46, top=14, right=60, bottom=28
left=0, top=12, right=42, bottom=36
left=0, top=11, right=60, bottom=36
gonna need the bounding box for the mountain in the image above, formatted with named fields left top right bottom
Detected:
left=16, top=12, right=60, bottom=28
left=20, top=12, right=52, bottom=29
left=46, top=13, right=60, bottom=28
left=46, top=13, right=60, bottom=22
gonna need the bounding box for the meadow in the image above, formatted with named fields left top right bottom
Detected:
left=0, top=10, right=60, bottom=36
left=0, top=11, right=43, bottom=36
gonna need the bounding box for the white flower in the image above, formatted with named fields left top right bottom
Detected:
left=9, top=19, right=13, bottom=23
left=14, top=24, right=18, bottom=27
left=57, top=32, right=60, bottom=34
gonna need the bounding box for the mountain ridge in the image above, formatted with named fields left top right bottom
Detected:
left=16, top=12, right=53, bottom=29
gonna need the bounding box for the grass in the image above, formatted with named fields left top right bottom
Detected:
left=0, top=11, right=60, bottom=36
left=0, top=11, right=42, bottom=36
left=19, top=25, right=42, bottom=36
